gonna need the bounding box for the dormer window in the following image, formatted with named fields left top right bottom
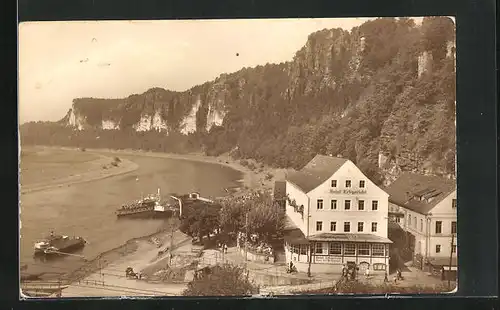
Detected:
left=331, top=180, right=337, bottom=188
left=452, top=199, right=457, bottom=209
left=345, top=180, right=351, bottom=188
left=359, top=180, right=365, bottom=188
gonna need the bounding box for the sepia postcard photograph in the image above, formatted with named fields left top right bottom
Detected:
left=18, top=17, right=457, bottom=298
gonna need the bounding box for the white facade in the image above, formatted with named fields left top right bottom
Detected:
left=305, top=160, right=389, bottom=239
left=395, top=190, right=457, bottom=261
left=284, top=158, right=391, bottom=274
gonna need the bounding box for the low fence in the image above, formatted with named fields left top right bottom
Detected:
left=258, top=279, right=338, bottom=295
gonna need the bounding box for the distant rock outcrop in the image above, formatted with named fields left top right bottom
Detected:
left=22, top=17, right=456, bottom=185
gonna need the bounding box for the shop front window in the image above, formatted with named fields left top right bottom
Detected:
left=372, top=244, right=384, bottom=256
left=315, top=243, right=323, bottom=254
left=358, top=243, right=370, bottom=256
left=344, top=243, right=356, bottom=256
left=373, top=263, right=386, bottom=271
left=328, top=242, right=342, bottom=255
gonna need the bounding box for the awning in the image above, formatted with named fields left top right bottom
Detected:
left=283, top=216, right=300, bottom=231
left=283, top=228, right=309, bottom=244
left=428, top=257, right=458, bottom=267
left=307, top=233, right=393, bottom=244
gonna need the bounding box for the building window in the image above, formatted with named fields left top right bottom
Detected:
left=357, top=222, right=364, bottom=232
left=331, top=200, right=337, bottom=210
left=300, top=245, right=307, bottom=255
left=372, top=200, right=378, bottom=210
left=344, top=243, right=356, bottom=256
left=291, top=245, right=299, bottom=254
left=317, top=199, right=323, bottom=210
left=359, top=180, right=365, bottom=188
left=435, top=221, right=442, bottom=234
left=452, top=199, right=457, bottom=209
left=358, top=200, right=365, bottom=210
left=396, top=217, right=401, bottom=223
left=451, top=221, right=457, bottom=234
left=408, top=214, right=411, bottom=224
left=373, top=263, right=386, bottom=271
left=316, top=221, right=323, bottom=231
left=452, top=245, right=457, bottom=253
left=372, top=244, right=385, bottom=256
left=344, top=222, right=350, bottom=232
left=330, top=221, right=336, bottom=232
left=358, top=243, right=370, bottom=256
left=345, top=180, right=351, bottom=188
left=345, top=200, right=351, bottom=210
left=331, top=180, right=337, bottom=188
left=435, top=245, right=441, bottom=253
left=315, top=243, right=323, bottom=254
left=329, top=242, right=341, bottom=255
left=420, top=219, right=423, bottom=232
left=413, top=216, right=417, bottom=228
left=371, top=222, right=378, bottom=232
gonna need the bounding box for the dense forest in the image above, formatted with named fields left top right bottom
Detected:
left=20, top=17, right=456, bottom=184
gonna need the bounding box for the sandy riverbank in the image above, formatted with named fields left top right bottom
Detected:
left=44, top=146, right=293, bottom=194
left=20, top=146, right=139, bottom=194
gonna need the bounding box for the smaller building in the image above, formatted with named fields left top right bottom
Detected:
left=384, top=173, right=457, bottom=275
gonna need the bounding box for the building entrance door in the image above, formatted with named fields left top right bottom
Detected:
left=358, top=262, right=369, bottom=272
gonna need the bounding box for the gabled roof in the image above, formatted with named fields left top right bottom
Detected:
left=273, top=181, right=287, bottom=200
left=384, top=173, right=456, bottom=215
left=287, top=155, right=348, bottom=193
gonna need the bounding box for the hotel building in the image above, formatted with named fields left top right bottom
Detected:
left=283, top=155, right=392, bottom=274
left=384, top=173, right=457, bottom=276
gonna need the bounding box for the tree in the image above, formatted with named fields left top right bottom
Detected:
left=247, top=198, right=285, bottom=241
left=183, top=264, right=257, bottom=296
left=179, top=202, right=220, bottom=242
left=218, top=191, right=285, bottom=241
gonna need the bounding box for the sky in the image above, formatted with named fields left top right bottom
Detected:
left=19, top=18, right=383, bottom=124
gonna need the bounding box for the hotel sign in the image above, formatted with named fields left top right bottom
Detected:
left=329, top=189, right=367, bottom=195
left=314, top=255, right=342, bottom=264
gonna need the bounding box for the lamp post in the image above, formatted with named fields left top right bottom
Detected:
left=244, top=213, right=248, bottom=270
left=448, top=233, right=455, bottom=289
left=307, top=242, right=313, bottom=277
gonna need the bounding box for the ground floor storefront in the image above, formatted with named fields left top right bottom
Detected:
left=284, top=229, right=392, bottom=274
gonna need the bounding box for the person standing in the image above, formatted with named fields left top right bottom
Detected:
left=365, top=267, right=370, bottom=280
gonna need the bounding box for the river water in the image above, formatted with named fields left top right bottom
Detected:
left=19, top=153, right=243, bottom=278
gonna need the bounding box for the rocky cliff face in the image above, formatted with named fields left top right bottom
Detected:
left=26, top=17, right=456, bottom=185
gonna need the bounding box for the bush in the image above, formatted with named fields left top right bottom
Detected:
left=183, top=264, right=257, bottom=296
left=114, top=156, right=121, bottom=163
left=239, top=159, right=248, bottom=167
left=247, top=162, right=257, bottom=170
left=294, top=281, right=454, bottom=294
left=265, top=172, right=273, bottom=180
left=111, top=161, right=118, bottom=167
